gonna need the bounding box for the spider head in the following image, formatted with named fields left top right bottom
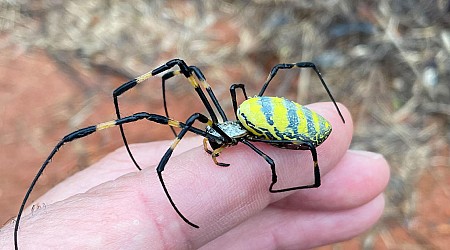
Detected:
left=205, top=121, right=248, bottom=149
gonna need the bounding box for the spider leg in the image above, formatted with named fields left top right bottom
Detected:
left=190, top=66, right=228, bottom=121
left=269, top=141, right=320, bottom=192
left=257, top=62, right=345, bottom=124
left=202, top=138, right=231, bottom=167
left=113, top=74, right=154, bottom=171
left=112, top=59, right=225, bottom=171
left=14, top=112, right=213, bottom=249
left=211, top=145, right=230, bottom=167
left=230, top=83, right=248, bottom=119
left=160, top=66, right=228, bottom=136
left=161, top=70, right=181, bottom=137
left=240, top=139, right=277, bottom=185
left=152, top=59, right=219, bottom=123
left=202, top=138, right=213, bottom=154
left=244, top=138, right=320, bottom=193
left=156, top=112, right=232, bottom=228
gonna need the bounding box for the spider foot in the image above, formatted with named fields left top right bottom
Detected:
left=216, top=161, right=230, bottom=167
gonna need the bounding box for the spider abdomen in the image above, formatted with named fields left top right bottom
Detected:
left=237, top=96, right=332, bottom=146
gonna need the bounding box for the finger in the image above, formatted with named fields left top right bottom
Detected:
left=132, top=102, right=353, bottom=248
left=12, top=102, right=352, bottom=249
left=203, top=195, right=385, bottom=250
left=201, top=150, right=389, bottom=249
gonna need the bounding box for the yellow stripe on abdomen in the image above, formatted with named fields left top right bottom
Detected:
left=237, top=96, right=332, bottom=146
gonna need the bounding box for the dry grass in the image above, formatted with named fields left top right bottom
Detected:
left=1, top=0, right=449, bottom=248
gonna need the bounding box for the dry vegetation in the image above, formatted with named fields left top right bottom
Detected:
left=1, top=0, right=449, bottom=249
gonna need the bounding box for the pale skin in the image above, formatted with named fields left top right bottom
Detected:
left=0, top=103, right=390, bottom=249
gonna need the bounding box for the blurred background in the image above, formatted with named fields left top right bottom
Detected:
left=0, top=0, right=449, bottom=249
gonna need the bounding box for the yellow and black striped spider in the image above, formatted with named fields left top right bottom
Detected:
left=14, top=59, right=345, bottom=249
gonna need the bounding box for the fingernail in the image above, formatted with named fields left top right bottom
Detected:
left=348, top=150, right=384, bottom=160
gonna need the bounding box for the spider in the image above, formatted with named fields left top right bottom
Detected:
left=14, top=59, right=345, bottom=248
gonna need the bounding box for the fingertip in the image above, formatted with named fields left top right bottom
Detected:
left=347, top=150, right=391, bottom=192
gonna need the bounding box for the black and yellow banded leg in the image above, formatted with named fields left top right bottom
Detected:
left=161, top=70, right=182, bottom=137
left=257, top=62, right=345, bottom=124
left=230, top=83, right=248, bottom=119
left=189, top=66, right=228, bottom=122
left=153, top=59, right=219, bottom=123
left=156, top=113, right=233, bottom=229
left=161, top=66, right=228, bottom=136
left=113, top=70, right=158, bottom=171
left=13, top=112, right=211, bottom=250
left=112, top=59, right=222, bottom=171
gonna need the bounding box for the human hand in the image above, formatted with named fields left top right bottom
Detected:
left=1, top=103, right=389, bottom=249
